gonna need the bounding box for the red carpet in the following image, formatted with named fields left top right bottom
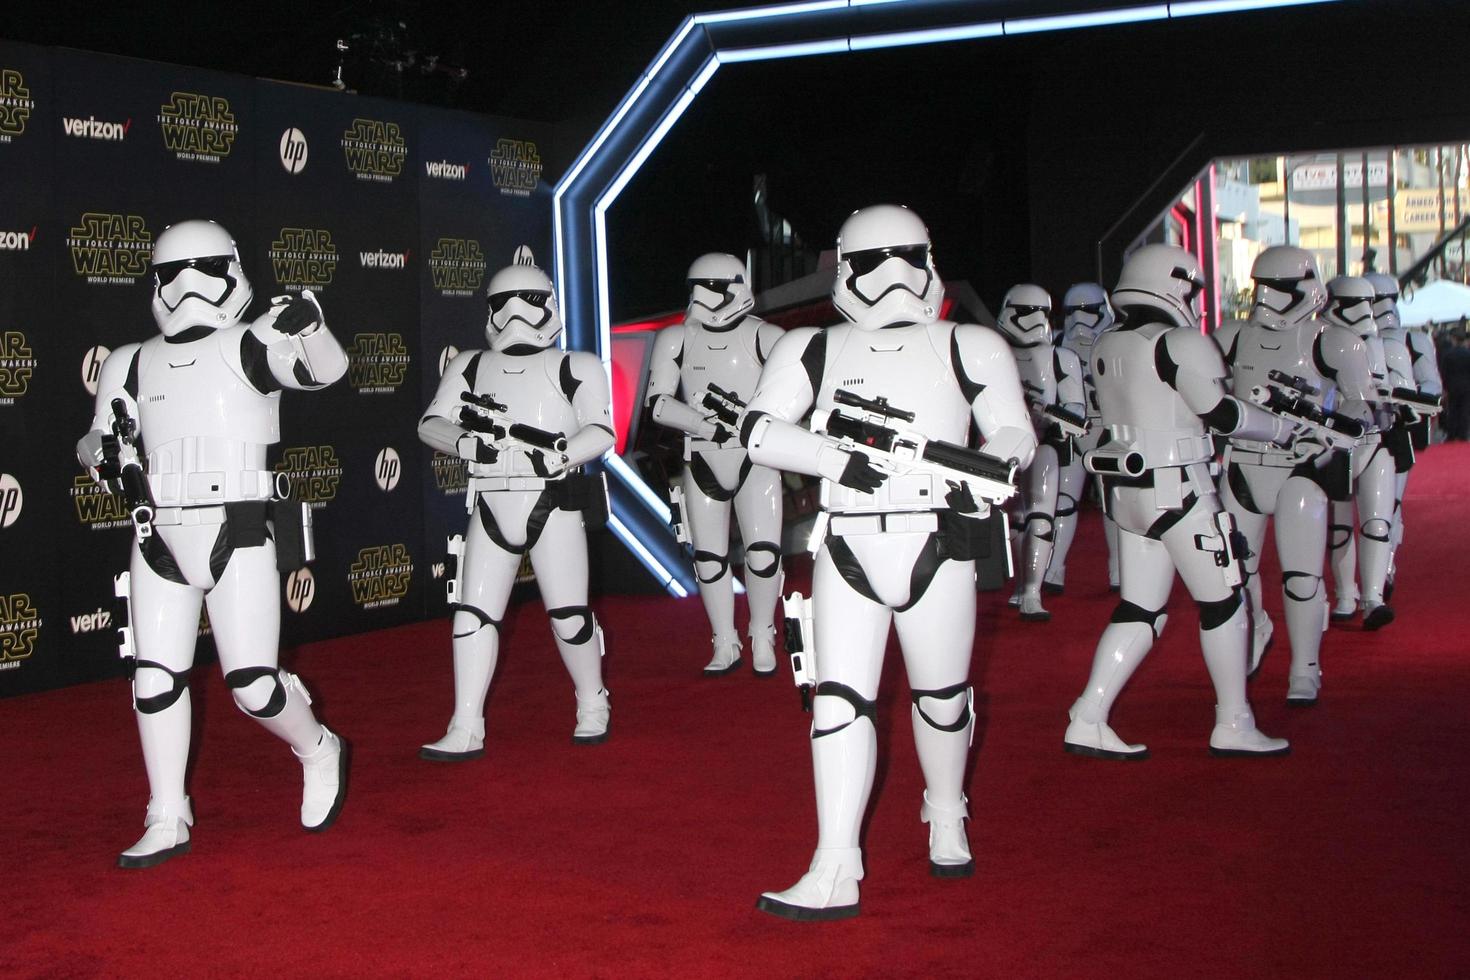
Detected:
left=4, top=446, right=1469, bottom=978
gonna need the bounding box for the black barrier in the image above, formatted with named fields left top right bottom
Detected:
left=0, top=39, right=562, bottom=697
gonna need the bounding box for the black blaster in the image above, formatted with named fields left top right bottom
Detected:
left=700, top=383, right=746, bottom=437
left=1023, top=381, right=1088, bottom=440
left=458, top=391, right=569, bottom=454
left=1248, top=370, right=1364, bottom=450
left=98, top=397, right=156, bottom=538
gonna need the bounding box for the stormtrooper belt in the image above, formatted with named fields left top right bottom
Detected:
left=828, top=511, right=940, bottom=536
left=151, top=504, right=228, bottom=527
left=1224, top=446, right=1297, bottom=469
left=470, top=475, right=553, bottom=493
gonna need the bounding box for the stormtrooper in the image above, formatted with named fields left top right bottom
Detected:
left=994, top=284, right=1086, bottom=621
left=741, top=204, right=1035, bottom=919
left=76, top=219, right=349, bottom=868
left=1327, top=274, right=1410, bottom=628
left=645, top=254, right=786, bottom=675
left=1212, top=248, right=1375, bottom=706
left=1045, top=283, right=1121, bottom=595
left=1063, top=243, right=1295, bottom=761
left=417, top=249, right=615, bottom=760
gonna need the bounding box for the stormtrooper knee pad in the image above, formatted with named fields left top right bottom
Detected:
left=1112, top=599, right=1169, bottom=637
left=133, top=661, right=192, bottom=715
left=1361, top=517, right=1392, bottom=543
left=1197, top=589, right=1244, bottom=631
left=910, top=683, right=973, bottom=736
left=225, top=665, right=289, bottom=718
left=744, top=541, right=782, bottom=579
left=548, top=605, right=597, bottom=646
left=451, top=603, right=501, bottom=640
left=1282, top=572, right=1322, bottom=603
left=1328, top=523, right=1353, bottom=550
left=1023, top=512, right=1055, bottom=542
left=693, top=549, right=731, bottom=585
left=1054, top=493, right=1078, bottom=520
left=812, top=681, right=877, bottom=738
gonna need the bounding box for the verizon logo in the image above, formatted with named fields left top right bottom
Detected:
left=360, top=249, right=410, bottom=269
left=425, top=160, right=468, bottom=180
left=63, top=116, right=130, bottom=141
left=70, top=607, right=113, bottom=634
left=0, top=228, right=36, bottom=251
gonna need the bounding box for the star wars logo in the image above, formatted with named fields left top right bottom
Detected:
left=274, top=445, right=342, bottom=509
left=489, top=139, right=542, bottom=197
left=71, top=475, right=129, bottom=531
left=428, top=238, right=486, bottom=297
left=0, top=69, right=34, bottom=142
left=0, top=227, right=35, bottom=251
left=67, top=212, right=153, bottom=285
left=346, top=334, right=411, bottom=394
left=0, top=332, right=36, bottom=405
left=347, top=544, right=414, bottom=609
left=0, top=593, right=40, bottom=667
left=269, top=228, right=338, bottom=291
left=341, top=118, right=406, bottom=183
left=431, top=450, right=468, bottom=497
left=158, top=91, right=238, bottom=162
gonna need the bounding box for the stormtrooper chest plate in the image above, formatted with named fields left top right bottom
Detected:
left=1232, top=321, right=1322, bottom=401
left=680, top=319, right=763, bottom=404
left=473, top=349, right=576, bottom=435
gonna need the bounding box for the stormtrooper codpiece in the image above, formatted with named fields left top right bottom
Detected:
left=417, top=250, right=615, bottom=760
left=1045, top=283, right=1121, bottom=594
left=994, top=284, right=1086, bottom=622
left=76, top=219, right=349, bottom=869
left=742, top=205, right=1035, bottom=920
left=1063, top=243, right=1296, bottom=761
left=646, top=253, right=786, bottom=676
left=1326, top=273, right=1421, bottom=629
left=1213, top=248, right=1375, bottom=706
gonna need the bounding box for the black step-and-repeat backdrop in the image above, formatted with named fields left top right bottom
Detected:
left=0, top=40, right=563, bottom=696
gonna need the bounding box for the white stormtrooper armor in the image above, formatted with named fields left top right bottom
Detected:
left=645, top=253, right=786, bottom=676
left=1327, top=275, right=1408, bottom=628
left=1063, top=244, right=1294, bottom=761
left=1046, top=283, right=1121, bottom=592
left=74, top=219, right=349, bottom=868
left=417, top=252, right=615, bottom=761
left=1213, top=248, right=1375, bottom=705
left=742, top=205, right=1036, bottom=920
left=995, top=284, right=1084, bottom=621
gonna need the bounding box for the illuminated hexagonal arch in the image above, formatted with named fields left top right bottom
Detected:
left=553, top=0, right=1341, bottom=595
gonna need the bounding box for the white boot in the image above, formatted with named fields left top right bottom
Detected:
left=757, top=847, right=864, bottom=921
left=750, top=625, right=778, bottom=677
left=1208, top=706, right=1290, bottom=757
left=703, top=634, right=742, bottom=676
left=1363, top=600, right=1395, bottom=631
left=1064, top=697, right=1148, bottom=760
left=420, top=718, right=485, bottom=762
left=921, top=793, right=973, bottom=877
left=1017, top=591, right=1051, bottom=623
left=1286, top=670, right=1321, bottom=707
left=573, top=688, right=611, bottom=745
left=295, top=728, right=349, bottom=831
left=1329, top=594, right=1358, bottom=622
left=118, top=797, right=194, bottom=869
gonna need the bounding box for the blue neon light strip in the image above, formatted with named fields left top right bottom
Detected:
left=554, top=0, right=1348, bottom=595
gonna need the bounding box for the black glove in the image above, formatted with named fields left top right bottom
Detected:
left=272, top=296, right=321, bottom=336
left=710, top=424, right=733, bottom=446
left=458, top=434, right=498, bottom=464
left=944, top=480, right=979, bottom=514
left=837, top=450, right=887, bottom=492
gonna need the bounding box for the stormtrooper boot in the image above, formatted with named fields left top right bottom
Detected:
left=922, top=793, right=974, bottom=878
left=1017, top=591, right=1051, bottom=623
left=1363, top=600, right=1395, bottom=631
left=420, top=718, right=485, bottom=762
left=1329, top=595, right=1358, bottom=622
left=1208, top=707, right=1290, bottom=757
left=1286, top=669, right=1322, bottom=707
left=118, top=797, right=194, bottom=869
left=573, top=688, right=611, bottom=745
left=1064, top=696, right=1148, bottom=760
left=751, top=625, right=778, bottom=677
left=703, top=633, right=742, bottom=676
left=757, top=847, right=864, bottom=921
left=295, top=727, right=349, bottom=831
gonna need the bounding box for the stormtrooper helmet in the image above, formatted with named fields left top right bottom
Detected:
left=995, top=284, right=1053, bottom=346
left=686, top=252, right=754, bottom=329
left=1111, top=244, right=1205, bottom=329
left=1363, top=272, right=1401, bottom=332
left=1323, top=276, right=1378, bottom=338
left=831, top=204, right=944, bottom=331
left=1250, top=245, right=1326, bottom=330
left=485, top=249, right=562, bottom=351
left=149, top=220, right=252, bottom=337
left=1062, top=282, right=1115, bottom=340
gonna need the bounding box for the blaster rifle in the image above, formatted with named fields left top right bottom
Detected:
left=816, top=388, right=1018, bottom=509
left=99, top=398, right=156, bottom=538
left=458, top=391, right=569, bottom=454
left=1248, top=371, right=1363, bottom=450
left=1379, top=385, right=1443, bottom=420
left=699, top=383, right=746, bottom=434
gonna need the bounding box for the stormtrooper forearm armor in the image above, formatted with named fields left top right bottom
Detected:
left=248, top=297, right=348, bottom=390
left=1165, top=329, right=1295, bottom=446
